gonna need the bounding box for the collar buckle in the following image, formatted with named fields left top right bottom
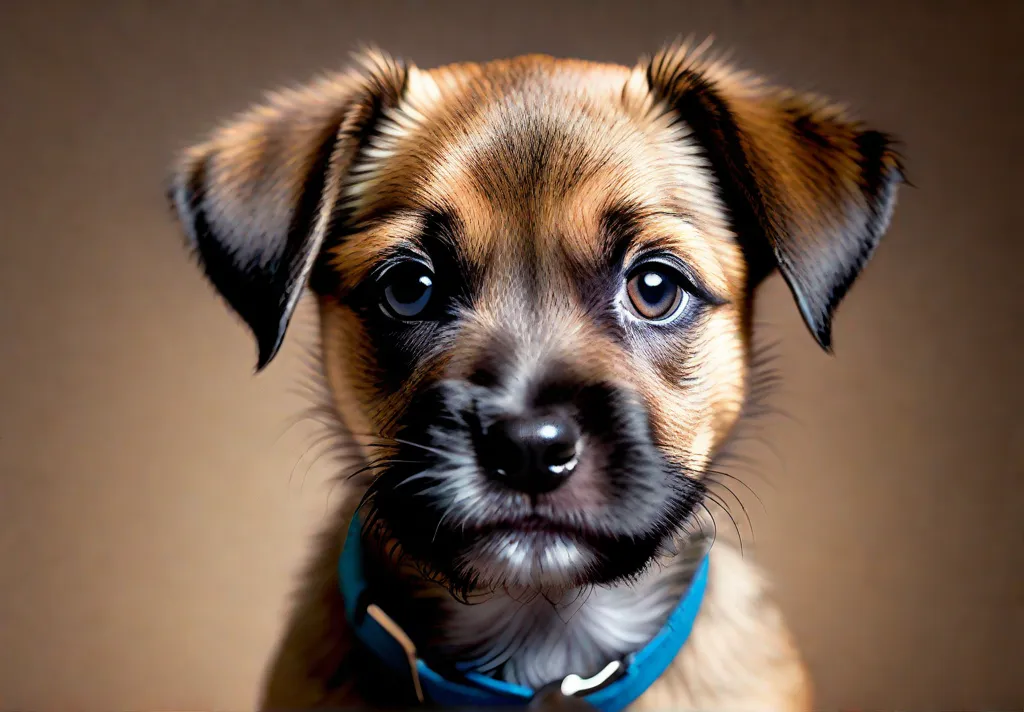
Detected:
left=559, top=659, right=625, bottom=697
left=364, top=602, right=426, bottom=704
left=527, top=659, right=625, bottom=710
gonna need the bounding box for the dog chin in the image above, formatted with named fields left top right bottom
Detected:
left=456, top=529, right=601, bottom=591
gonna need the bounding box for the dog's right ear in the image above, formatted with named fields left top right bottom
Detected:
left=637, top=41, right=904, bottom=352
left=168, top=51, right=408, bottom=371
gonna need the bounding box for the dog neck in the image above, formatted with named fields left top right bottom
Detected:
left=362, top=525, right=713, bottom=692
left=440, top=537, right=710, bottom=689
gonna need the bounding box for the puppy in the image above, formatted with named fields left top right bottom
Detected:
left=169, top=41, right=902, bottom=711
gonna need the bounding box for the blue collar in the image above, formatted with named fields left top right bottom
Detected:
left=338, top=516, right=709, bottom=711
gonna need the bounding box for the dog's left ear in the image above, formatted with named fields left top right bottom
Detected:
left=639, top=43, right=905, bottom=351
left=168, top=51, right=408, bottom=370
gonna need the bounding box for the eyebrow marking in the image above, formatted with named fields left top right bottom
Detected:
left=417, top=207, right=463, bottom=255
left=347, top=204, right=417, bottom=234
left=323, top=204, right=470, bottom=296
left=340, top=204, right=464, bottom=253
left=600, top=201, right=695, bottom=271
left=601, top=202, right=646, bottom=271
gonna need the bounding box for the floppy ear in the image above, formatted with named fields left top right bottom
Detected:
left=642, top=42, right=904, bottom=351
left=168, top=51, right=408, bottom=370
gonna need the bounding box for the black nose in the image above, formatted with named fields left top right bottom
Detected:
left=479, top=411, right=582, bottom=494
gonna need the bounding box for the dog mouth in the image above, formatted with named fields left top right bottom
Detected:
left=371, top=461, right=698, bottom=592
left=465, top=510, right=589, bottom=537
left=489, top=516, right=579, bottom=536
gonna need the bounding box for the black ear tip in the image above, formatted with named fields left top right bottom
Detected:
left=254, top=331, right=285, bottom=373
left=880, top=135, right=910, bottom=188
left=810, top=319, right=835, bottom=354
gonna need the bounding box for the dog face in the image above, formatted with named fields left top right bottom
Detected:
left=169, top=45, right=902, bottom=593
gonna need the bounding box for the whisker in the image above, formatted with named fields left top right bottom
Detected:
left=710, top=451, right=773, bottom=483
left=703, top=490, right=745, bottom=552
left=706, top=481, right=756, bottom=547
left=433, top=505, right=456, bottom=544
left=394, top=470, right=441, bottom=489
left=391, top=436, right=453, bottom=459
left=695, top=501, right=719, bottom=548
left=341, top=456, right=411, bottom=483
left=704, top=469, right=768, bottom=511
left=288, top=429, right=344, bottom=486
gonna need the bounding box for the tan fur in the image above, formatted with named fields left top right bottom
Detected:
left=170, top=41, right=901, bottom=712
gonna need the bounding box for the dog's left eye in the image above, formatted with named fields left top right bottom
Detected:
left=623, top=264, right=690, bottom=323
left=379, top=261, right=434, bottom=319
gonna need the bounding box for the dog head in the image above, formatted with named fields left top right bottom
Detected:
left=169, top=44, right=902, bottom=594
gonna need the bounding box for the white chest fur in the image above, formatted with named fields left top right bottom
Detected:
left=435, top=535, right=710, bottom=690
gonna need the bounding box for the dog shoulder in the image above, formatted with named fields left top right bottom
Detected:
left=259, top=503, right=428, bottom=710
left=634, top=541, right=813, bottom=712
left=258, top=510, right=354, bottom=709
left=259, top=499, right=383, bottom=710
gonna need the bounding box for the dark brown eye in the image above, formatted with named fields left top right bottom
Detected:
left=380, top=262, right=434, bottom=319
left=624, top=266, right=689, bottom=322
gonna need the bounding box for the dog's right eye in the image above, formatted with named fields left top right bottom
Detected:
left=378, top=261, right=435, bottom=320
left=623, top=263, right=691, bottom=324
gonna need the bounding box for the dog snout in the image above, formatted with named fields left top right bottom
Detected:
left=477, top=408, right=582, bottom=494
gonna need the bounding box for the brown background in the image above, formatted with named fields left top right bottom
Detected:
left=1, top=1, right=1021, bottom=710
